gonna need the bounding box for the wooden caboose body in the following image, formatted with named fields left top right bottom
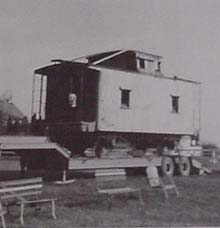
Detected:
left=32, top=50, right=201, bottom=155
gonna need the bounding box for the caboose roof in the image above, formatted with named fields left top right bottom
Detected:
left=34, top=50, right=200, bottom=85
left=34, top=61, right=97, bottom=75
left=73, top=49, right=162, bottom=65
left=35, top=49, right=162, bottom=74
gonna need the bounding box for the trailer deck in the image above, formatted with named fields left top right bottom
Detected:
left=0, top=136, right=71, bottom=159
left=69, top=156, right=162, bottom=170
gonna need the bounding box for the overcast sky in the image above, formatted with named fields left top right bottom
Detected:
left=1, top=0, right=220, bottom=143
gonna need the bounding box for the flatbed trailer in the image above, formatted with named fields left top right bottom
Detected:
left=0, top=136, right=161, bottom=176
left=0, top=136, right=212, bottom=178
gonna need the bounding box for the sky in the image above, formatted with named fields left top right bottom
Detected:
left=1, top=0, right=220, bottom=143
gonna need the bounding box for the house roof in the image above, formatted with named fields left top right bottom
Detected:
left=0, top=100, right=25, bottom=120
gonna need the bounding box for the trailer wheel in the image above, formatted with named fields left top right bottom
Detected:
left=161, top=156, right=175, bottom=176
left=179, top=157, right=191, bottom=176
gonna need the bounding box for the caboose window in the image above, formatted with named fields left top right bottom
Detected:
left=171, top=95, right=179, bottom=113
left=139, top=58, right=145, bottom=69
left=121, top=89, right=130, bottom=108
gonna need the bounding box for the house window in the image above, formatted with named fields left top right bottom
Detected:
left=121, top=89, right=130, bottom=108
left=139, top=58, right=145, bottom=69
left=171, top=95, right=179, bottom=113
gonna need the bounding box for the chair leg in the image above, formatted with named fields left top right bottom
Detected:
left=6, top=205, right=9, bottom=216
left=0, top=214, right=6, bottom=228
left=163, top=188, right=169, bottom=200
left=107, top=195, right=113, bottom=210
left=0, top=202, right=6, bottom=228
left=138, top=190, right=144, bottom=205
left=51, top=201, right=56, bottom=219
left=168, top=176, right=180, bottom=197
left=20, top=203, right=24, bottom=225
left=174, top=186, right=180, bottom=197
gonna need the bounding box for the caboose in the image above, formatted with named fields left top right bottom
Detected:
left=32, top=50, right=201, bottom=159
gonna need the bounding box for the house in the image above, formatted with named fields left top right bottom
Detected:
left=0, top=98, right=27, bottom=134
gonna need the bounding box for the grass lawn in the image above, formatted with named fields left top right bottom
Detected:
left=2, top=172, right=220, bottom=228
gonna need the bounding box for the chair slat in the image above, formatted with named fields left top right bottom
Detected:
left=98, top=187, right=138, bottom=194
left=95, top=168, right=126, bottom=182
left=0, top=184, right=42, bottom=194
left=95, top=169, right=126, bottom=176
left=20, top=198, right=56, bottom=204
left=96, top=175, right=126, bottom=182
left=0, top=178, right=42, bottom=187
left=1, top=190, right=42, bottom=200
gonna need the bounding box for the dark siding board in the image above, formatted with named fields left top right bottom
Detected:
left=82, top=71, right=99, bottom=122
left=88, top=51, right=120, bottom=64
left=46, top=73, right=70, bottom=122
left=97, top=51, right=137, bottom=71
left=70, top=72, right=81, bottom=122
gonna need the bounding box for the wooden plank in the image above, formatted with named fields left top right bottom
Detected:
left=0, top=142, right=71, bottom=158
left=0, top=184, right=42, bottom=194
left=69, top=157, right=161, bottom=170
left=96, top=175, right=126, bottom=182
left=21, top=198, right=57, bottom=204
left=1, top=190, right=42, bottom=199
left=95, top=168, right=126, bottom=181
left=0, top=178, right=42, bottom=187
left=98, top=187, right=138, bottom=195
left=0, top=142, right=51, bottom=150
left=0, top=136, right=48, bottom=144
left=146, top=167, right=160, bottom=187
left=95, top=168, right=126, bottom=176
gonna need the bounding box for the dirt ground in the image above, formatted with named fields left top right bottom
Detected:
left=2, top=170, right=220, bottom=228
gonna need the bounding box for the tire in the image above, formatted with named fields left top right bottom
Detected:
left=179, top=157, right=191, bottom=176
left=161, top=156, right=175, bottom=176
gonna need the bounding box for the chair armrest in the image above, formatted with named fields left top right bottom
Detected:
left=19, top=198, right=57, bottom=204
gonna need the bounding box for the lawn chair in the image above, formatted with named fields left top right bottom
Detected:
left=146, top=166, right=180, bottom=199
left=0, top=177, right=56, bottom=227
left=160, top=175, right=180, bottom=199
left=95, top=168, right=144, bottom=207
